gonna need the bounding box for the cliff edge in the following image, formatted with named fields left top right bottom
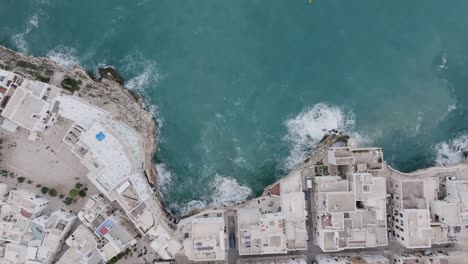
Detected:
left=0, top=46, right=160, bottom=191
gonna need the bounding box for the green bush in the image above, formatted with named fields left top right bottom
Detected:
left=78, top=190, right=87, bottom=197
left=48, top=188, right=57, bottom=197
left=16, top=60, right=38, bottom=70
left=41, top=186, right=49, bottom=194
left=63, top=197, right=73, bottom=205
left=61, top=78, right=82, bottom=93
left=17, top=177, right=25, bottom=183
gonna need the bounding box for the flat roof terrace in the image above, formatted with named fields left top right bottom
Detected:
left=237, top=208, right=287, bottom=255
left=79, top=121, right=134, bottom=191
left=0, top=118, right=94, bottom=209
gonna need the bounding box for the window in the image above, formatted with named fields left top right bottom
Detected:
left=362, top=184, right=371, bottom=193
left=356, top=201, right=365, bottom=209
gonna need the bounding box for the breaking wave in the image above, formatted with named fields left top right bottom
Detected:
left=179, top=200, right=207, bottom=216
left=121, top=52, right=162, bottom=92
left=154, top=163, right=172, bottom=196
left=282, top=103, right=356, bottom=171
left=11, top=13, right=40, bottom=54
left=166, top=175, right=251, bottom=216
left=47, top=46, right=79, bottom=69
left=434, top=135, right=468, bottom=166
left=210, top=175, right=252, bottom=207
left=120, top=52, right=164, bottom=127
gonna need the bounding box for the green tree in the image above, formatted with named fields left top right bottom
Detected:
left=68, top=188, right=79, bottom=198
left=78, top=190, right=87, bottom=197
left=41, top=186, right=49, bottom=194
left=63, top=197, right=73, bottom=205
left=17, top=177, right=25, bottom=183
left=75, top=182, right=83, bottom=189
left=48, top=188, right=57, bottom=197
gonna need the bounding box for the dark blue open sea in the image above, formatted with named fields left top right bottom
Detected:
left=2, top=0, right=468, bottom=215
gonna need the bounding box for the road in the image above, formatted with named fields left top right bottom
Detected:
left=227, top=213, right=239, bottom=264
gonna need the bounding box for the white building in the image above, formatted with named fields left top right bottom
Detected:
left=177, top=210, right=226, bottom=262
left=316, top=254, right=389, bottom=264
left=237, top=208, right=287, bottom=255
left=314, top=173, right=387, bottom=252
left=326, top=147, right=383, bottom=173
left=0, top=188, right=76, bottom=264
left=0, top=69, right=62, bottom=139
left=28, top=209, right=76, bottom=263
left=390, top=176, right=468, bottom=248
left=430, top=179, right=468, bottom=244
left=0, top=190, right=49, bottom=243
left=57, top=225, right=102, bottom=264
left=57, top=95, right=181, bottom=259
left=69, top=194, right=138, bottom=262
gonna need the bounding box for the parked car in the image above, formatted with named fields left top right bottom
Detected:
left=306, top=176, right=313, bottom=189
left=229, top=233, right=236, bottom=249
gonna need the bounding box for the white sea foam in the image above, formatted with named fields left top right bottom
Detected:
left=28, top=14, right=39, bottom=29
left=179, top=200, right=207, bottom=216
left=434, top=135, right=468, bottom=166
left=11, top=13, right=40, bottom=54
left=122, top=53, right=162, bottom=92
left=164, top=174, right=251, bottom=216
left=439, top=54, right=448, bottom=70
left=155, top=163, right=172, bottom=196
left=120, top=52, right=164, bottom=127
left=145, top=103, right=164, bottom=128
left=347, top=131, right=373, bottom=148
left=210, top=175, right=252, bottom=207
left=11, top=34, right=29, bottom=55
left=413, top=112, right=424, bottom=134
left=47, top=46, right=79, bottom=69
left=125, top=66, right=158, bottom=91
left=282, top=103, right=356, bottom=171
left=448, top=104, right=457, bottom=113
left=440, top=103, right=458, bottom=121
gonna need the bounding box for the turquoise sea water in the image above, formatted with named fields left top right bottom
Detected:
left=2, top=0, right=468, bottom=215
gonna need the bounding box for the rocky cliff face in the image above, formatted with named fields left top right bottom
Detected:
left=0, top=46, right=160, bottom=188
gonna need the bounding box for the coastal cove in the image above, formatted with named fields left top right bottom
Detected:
left=2, top=0, right=468, bottom=217
left=1, top=45, right=468, bottom=264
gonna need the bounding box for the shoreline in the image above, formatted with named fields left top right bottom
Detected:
left=3, top=45, right=468, bottom=263
left=0, top=45, right=169, bottom=212
left=3, top=44, right=463, bottom=218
